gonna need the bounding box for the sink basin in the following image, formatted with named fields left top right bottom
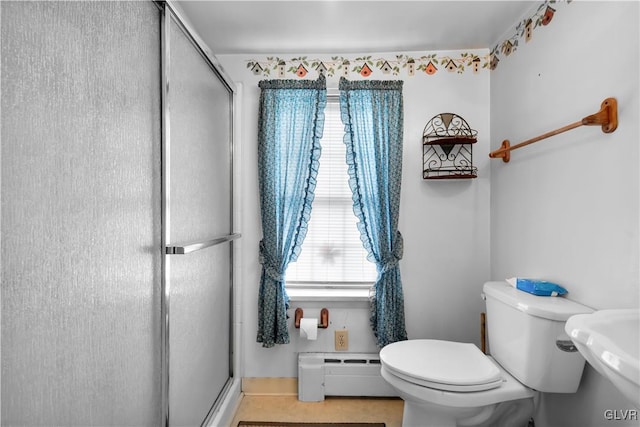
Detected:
left=565, top=309, right=640, bottom=408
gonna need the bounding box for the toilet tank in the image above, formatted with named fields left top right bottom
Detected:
left=483, top=281, right=594, bottom=393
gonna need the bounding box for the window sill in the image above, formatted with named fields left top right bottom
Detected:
left=286, top=286, right=372, bottom=302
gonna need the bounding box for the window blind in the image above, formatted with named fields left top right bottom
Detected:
left=286, top=98, right=378, bottom=283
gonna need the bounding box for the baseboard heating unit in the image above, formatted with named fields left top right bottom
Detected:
left=298, top=352, right=397, bottom=402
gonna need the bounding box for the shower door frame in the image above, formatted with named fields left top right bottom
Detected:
left=158, top=2, right=239, bottom=426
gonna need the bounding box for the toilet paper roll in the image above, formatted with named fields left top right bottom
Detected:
left=300, top=318, right=318, bottom=340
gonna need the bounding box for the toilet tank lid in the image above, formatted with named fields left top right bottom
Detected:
left=483, top=281, right=594, bottom=321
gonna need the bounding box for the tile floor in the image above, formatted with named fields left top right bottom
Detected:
left=229, top=395, right=404, bottom=427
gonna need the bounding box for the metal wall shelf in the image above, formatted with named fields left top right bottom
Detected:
left=423, top=113, right=478, bottom=180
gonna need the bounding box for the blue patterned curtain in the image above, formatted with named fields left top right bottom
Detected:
left=256, top=76, right=326, bottom=347
left=339, top=77, right=407, bottom=348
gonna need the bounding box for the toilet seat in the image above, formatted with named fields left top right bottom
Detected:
left=380, top=355, right=535, bottom=409
left=380, top=339, right=503, bottom=392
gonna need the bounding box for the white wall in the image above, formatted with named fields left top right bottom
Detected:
left=217, top=3, right=640, bottom=422
left=489, top=2, right=639, bottom=426
left=218, top=50, right=491, bottom=378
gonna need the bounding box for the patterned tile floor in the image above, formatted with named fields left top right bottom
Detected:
left=229, top=395, right=404, bottom=427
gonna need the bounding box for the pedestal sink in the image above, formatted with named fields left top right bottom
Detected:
left=565, top=309, right=639, bottom=409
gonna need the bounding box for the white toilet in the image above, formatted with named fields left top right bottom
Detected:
left=380, top=281, right=594, bottom=427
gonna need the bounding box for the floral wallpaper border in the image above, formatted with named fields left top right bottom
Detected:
left=490, top=0, right=569, bottom=71
left=246, top=0, right=568, bottom=79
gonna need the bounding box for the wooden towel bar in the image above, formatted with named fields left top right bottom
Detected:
left=489, top=97, right=618, bottom=163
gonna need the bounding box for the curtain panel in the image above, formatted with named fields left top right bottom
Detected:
left=339, top=77, right=407, bottom=347
left=256, top=76, right=326, bottom=347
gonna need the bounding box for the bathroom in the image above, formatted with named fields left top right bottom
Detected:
left=1, top=1, right=638, bottom=427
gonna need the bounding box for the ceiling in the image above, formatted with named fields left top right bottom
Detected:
left=176, top=1, right=537, bottom=55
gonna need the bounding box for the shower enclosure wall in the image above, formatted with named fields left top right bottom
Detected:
left=1, top=2, right=238, bottom=426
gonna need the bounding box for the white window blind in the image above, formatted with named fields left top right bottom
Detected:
left=286, top=98, right=378, bottom=284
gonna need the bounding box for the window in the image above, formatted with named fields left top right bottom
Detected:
left=285, top=97, right=377, bottom=285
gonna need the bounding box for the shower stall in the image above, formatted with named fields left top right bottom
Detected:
left=1, top=1, right=238, bottom=426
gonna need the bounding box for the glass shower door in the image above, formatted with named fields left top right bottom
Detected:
left=1, top=2, right=162, bottom=425
left=164, top=13, right=235, bottom=427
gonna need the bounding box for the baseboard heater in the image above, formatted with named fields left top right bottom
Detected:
left=298, top=352, right=397, bottom=401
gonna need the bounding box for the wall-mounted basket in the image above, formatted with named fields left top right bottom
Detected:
left=423, top=113, right=478, bottom=179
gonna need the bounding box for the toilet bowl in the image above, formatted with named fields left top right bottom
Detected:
left=380, top=340, right=535, bottom=427
left=380, top=281, right=594, bottom=427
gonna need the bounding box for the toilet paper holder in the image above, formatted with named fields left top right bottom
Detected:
left=294, top=307, right=329, bottom=329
